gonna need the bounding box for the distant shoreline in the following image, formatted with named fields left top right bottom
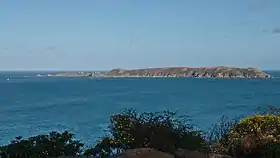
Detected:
left=42, top=66, right=272, bottom=79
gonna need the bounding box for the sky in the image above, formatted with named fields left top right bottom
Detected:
left=0, top=0, right=280, bottom=71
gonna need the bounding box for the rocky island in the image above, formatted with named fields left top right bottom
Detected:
left=47, top=66, right=272, bottom=78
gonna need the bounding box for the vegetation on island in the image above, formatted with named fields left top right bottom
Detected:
left=1, top=106, right=280, bottom=158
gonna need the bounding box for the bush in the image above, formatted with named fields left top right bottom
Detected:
left=207, top=116, right=239, bottom=154
left=263, top=142, right=280, bottom=158
left=85, top=109, right=205, bottom=156
left=0, top=131, right=84, bottom=158
left=226, top=114, right=280, bottom=157
left=84, top=136, right=119, bottom=157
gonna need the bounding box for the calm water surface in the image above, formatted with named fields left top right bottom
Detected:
left=0, top=71, right=280, bottom=145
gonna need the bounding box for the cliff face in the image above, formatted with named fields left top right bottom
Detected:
left=49, top=67, right=272, bottom=78
left=103, top=67, right=271, bottom=78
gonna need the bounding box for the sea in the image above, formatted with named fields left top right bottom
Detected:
left=1, top=71, right=280, bottom=146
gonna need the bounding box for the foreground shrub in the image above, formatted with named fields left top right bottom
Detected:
left=263, top=142, right=280, bottom=158
left=207, top=116, right=239, bottom=154
left=226, top=114, right=280, bottom=157
left=85, top=109, right=205, bottom=156
left=84, top=136, right=118, bottom=157
left=0, top=131, right=84, bottom=158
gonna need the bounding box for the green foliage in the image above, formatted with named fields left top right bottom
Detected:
left=85, top=109, right=205, bottom=157
left=205, top=106, right=280, bottom=158
left=207, top=116, right=239, bottom=154
left=262, top=142, right=280, bottom=158
left=84, top=136, right=119, bottom=157
left=224, top=114, right=280, bottom=157
left=0, top=131, right=84, bottom=158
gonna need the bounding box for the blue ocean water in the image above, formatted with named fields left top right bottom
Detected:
left=0, top=71, right=280, bottom=146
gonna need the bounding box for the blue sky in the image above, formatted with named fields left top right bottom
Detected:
left=0, top=0, right=280, bottom=70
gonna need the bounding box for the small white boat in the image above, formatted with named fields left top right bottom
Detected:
left=6, top=78, right=10, bottom=81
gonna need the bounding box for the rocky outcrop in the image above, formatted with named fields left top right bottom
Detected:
left=47, top=66, right=272, bottom=79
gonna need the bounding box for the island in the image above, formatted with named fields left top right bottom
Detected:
left=45, top=66, right=272, bottom=78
